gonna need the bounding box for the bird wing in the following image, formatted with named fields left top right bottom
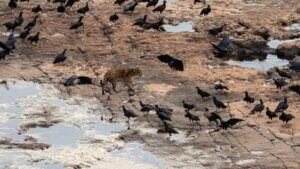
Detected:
left=251, top=104, right=260, bottom=113
left=157, top=54, right=174, bottom=63
left=209, top=42, right=221, bottom=52
left=170, top=59, right=184, bottom=71
left=289, top=85, right=300, bottom=95
left=226, top=118, right=243, bottom=127
left=64, top=76, right=77, bottom=86
left=78, top=76, right=93, bottom=84
left=218, top=36, right=230, bottom=49
left=0, top=42, right=9, bottom=50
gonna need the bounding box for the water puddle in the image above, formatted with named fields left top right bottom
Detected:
left=0, top=81, right=40, bottom=104
left=162, top=22, right=195, bottom=33
left=251, top=150, right=264, bottom=156
left=111, top=143, right=165, bottom=169
left=0, top=119, right=25, bottom=142
left=236, top=159, right=256, bottom=166
left=159, top=0, right=177, bottom=3
left=88, top=117, right=126, bottom=136
left=267, top=38, right=300, bottom=49
left=226, top=54, right=289, bottom=70
left=284, top=23, right=300, bottom=31
left=28, top=124, right=85, bottom=148
left=36, top=163, right=65, bottom=169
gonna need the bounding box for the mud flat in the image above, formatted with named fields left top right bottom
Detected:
left=0, top=0, right=300, bottom=168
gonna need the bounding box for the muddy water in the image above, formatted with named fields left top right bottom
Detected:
left=0, top=80, right=164, bottom=168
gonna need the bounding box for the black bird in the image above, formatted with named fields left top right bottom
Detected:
left=155, top=105, right=172, bottom=117
left=19, top=28, right=31, bottom=39
left=3, top=21, right=19, bottom=31
left=214, top=83, right=228, bottom=92
left=133, top=15, right=147, bottom=27
left=64, top=75, right=93, bottom=86
left=208, top=24, right=225, bottom=36
left=289, top=85, right=300, bottom=95
left=157, top=54, right=184, bottom=71
left=273, top=78, right=288, bottom=90
left=8, top=0, right=17, bottom=9
left=57, top=3, right=66, bottom=13
left=289, top=61, right=300, bottom=72
left=65, top=0, right=78, bottom=8
left=265, top=107, right=277, bottom=121
left=14, top=12, right=24, bottom=27
left=24, top=15, right=38, bottom=30
left=275, top=68, right=292, bottom=79
left=194, top=0, right=205, bottom=5
left=182, top=100, right=195, bottom=110
left=279, top=112, right=295, bottom=125
left=200, top=5, right=211, bottom=15
left=124, top=1, right=138, bottom=12
left=213, top=96, right=226, bottom=109
left=77, top=2, right=89, bottom=14
left=146, top=0, right=158, bottom=7
left=0, top=34, right=16, bottom=60
left=153, top=0, right=166, bottom=14
left=139, top=101, right=155, bottom=112
left=64, top=75, right=79, bottom=86
left=32, top=5, right=42, bottom=13
left=243, top=91, right=255, bottom=104
left=0, top=50, right=10, bottom=60
left=0, top=33, right=17, bottom=51
left=109, top=13, right=119, bottom=22
left=219, top=118, right=243, bottom=130
left=122, top=105, right=138, bottom=129
left=163, top=121, right=178, bottom=138
left=185, top=110, right=200, bottom=123
left=115, top=0, right=125, bottom=5
left=155, top=105, right=172, bottom=122
left=77, top=76, right=93, bottom=85
left=274, top=97, right=288, bottom=113
left=27, top=32, right=40, bottom=44
left=52, top=0, right=66, bottom=3
left=204, top=109, right=221, bottom=126
left=250, top=99, right=264, bottom=114
left=196, top=87, right=210, bottom=99
left=210, top=36, right=230, bottom=56
left=53, top=49, right=67, bottom=64
left=69, top=16, right=84, bottom=30
left=143, top=17, right=164, bottom=30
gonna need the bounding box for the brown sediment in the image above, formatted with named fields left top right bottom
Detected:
left=0, top=139, right=50, bottom=150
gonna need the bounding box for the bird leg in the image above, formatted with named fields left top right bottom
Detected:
left=127, top=118, right=131, bottom=130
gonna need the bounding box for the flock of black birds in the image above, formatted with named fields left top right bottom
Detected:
left=122, top=77, right=296, bottom=137
left=0, top=0, right=299, bottom=139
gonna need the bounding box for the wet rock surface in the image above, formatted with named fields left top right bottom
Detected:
left=0, top=0, right=300, bottom=168
left=276, top=41, right=300, bottom=60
